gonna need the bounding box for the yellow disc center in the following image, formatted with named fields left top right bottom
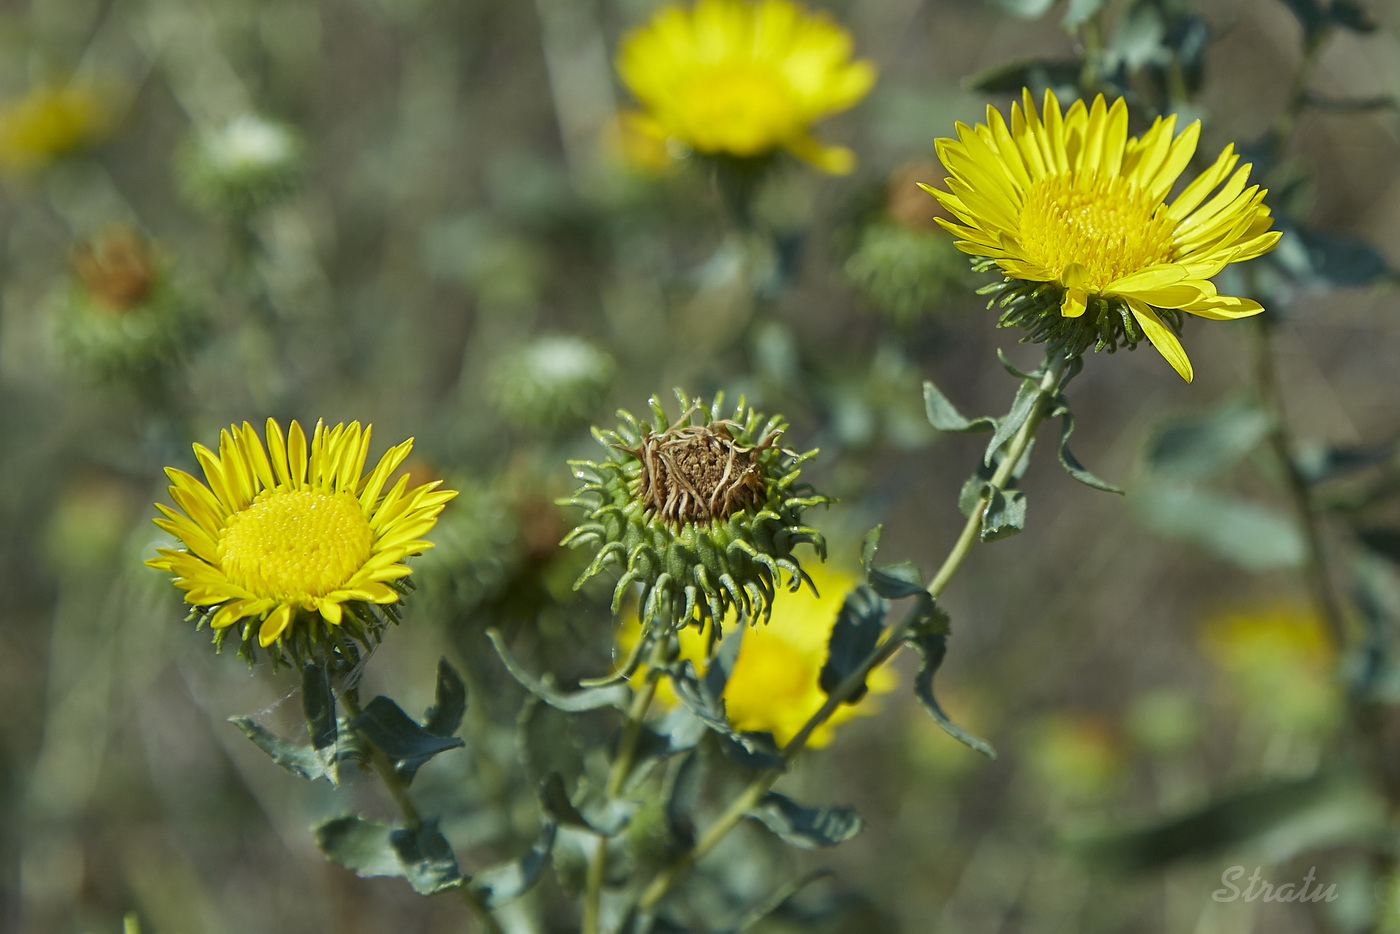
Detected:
left=1017, top=171, right=1176, bottom=291
left=219, top=489, right=373, bottom=601
left=677, top=66, right=798, bottom=155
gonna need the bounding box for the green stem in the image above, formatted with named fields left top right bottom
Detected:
left=1246, top=319, right=1347, bottom=650
left=634, top=352, right=1070, bottom=913
left=337, top=687, right=503, bottom=934
left=584, top=637, right=670, bottom=934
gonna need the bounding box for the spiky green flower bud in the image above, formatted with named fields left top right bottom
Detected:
left=562, top=390, right=829, bottom=634
left=489, top=334, right=616, bottom=433
left=178, top=114, right=305, bottom=217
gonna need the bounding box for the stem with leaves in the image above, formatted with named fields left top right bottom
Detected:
left=335, top=684, right=504, bottom=934
left=633, top=352, right=1070, bottom=915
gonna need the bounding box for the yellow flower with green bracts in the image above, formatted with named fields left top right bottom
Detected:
left=617, top=0, right=875, bottom=174
left=146, top=419, right=456, bottom=664
left=924, top=89, right=1281, bottom=382
left=0, top=83, right=109, bottom=173
left=621, top=564, right=894, bottom=748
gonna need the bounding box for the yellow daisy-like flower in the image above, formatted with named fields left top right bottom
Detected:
left=617, top=0, right=875, bottom=174
left=146, top=419, right=456, bottom=663
left=621, top=564, right=894, bottom=747
left=0, top=83, right=110, bottom=174
left=924, top=89, right=1282, bottom=382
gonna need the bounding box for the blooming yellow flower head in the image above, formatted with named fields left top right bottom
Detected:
left=1199, top=601, right=1338, bottom=730
left=924, top=89, right=1282, bottom=382
left=621, top=564, right=894, bottom=747
left=146, top=419, right=456, bottom=664
left=0, top=83, right=109, bottom=174
left=617, top=0, right=875, bottom=174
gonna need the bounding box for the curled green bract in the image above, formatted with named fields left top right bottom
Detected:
left=561, top=390, right=829, bottom=635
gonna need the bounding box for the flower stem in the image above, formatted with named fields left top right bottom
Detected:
left=634, top=351, right=1069, bottom=914
left=584, top=636, right=670, bottom=934
left=337, top=686, right=503, bottom=934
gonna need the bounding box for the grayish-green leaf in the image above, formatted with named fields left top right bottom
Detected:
left=229, top=717, right=325, bottom=781
left=1062, top=0, right=1106, bottom=30
left=1055, top=404, right=1123, bottom=493
left=860, top=524, right=882, bottom=571
left=423, top=658, right=467, bottom=737
left=730, top=869, right=834, bottom=933
left=867, top=560, right=926, bottom=601
left=471, top=822, right=557, bottom=906
left=670, top=661, right=783, bottom=770
left=351, top=696, right=464, bottom=765
left=923, top=380, right=995, bottom=434
left=316, top=816, right=402, bottom=879
left=519, top=696, right=586, bottom=789
left=980, top=0, right=1057, bottom=18
left=749, top=792, right=865, bottom=849
left=904, top=621, right=995, bottom=758
left=1144, top=398, right=1269, bottom=480
left=488, top=628, right=631, bottom=711
left=980, top=488, right=1027, bottom=542
left=301, top=663, right=340, bottom=784
left=1132, top=485, right=1304, bottom=570
left=984, top=380, right=1043, bottom=466
left=820, top=584, right=886, bottom=702
left=967, top=58, right=1082, bottom=96
left=391, top=820, right=464, bottom=895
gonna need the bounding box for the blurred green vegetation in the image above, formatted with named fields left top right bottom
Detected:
left=4, top=0, right=1400, bottom=931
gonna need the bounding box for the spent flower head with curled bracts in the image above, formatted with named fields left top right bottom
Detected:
left=562, top=390, right=829, bottom=634
left=617, top=0, right=875, bottom=175
left=146, top=419, right=456, bottom=666
left=924, top=89, right=1281, bottom=382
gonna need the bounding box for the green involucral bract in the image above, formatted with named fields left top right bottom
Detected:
left=561, top=390, right=829, bottom=634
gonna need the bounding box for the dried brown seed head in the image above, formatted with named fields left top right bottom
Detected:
left=623, top=420, right=778, bottom=526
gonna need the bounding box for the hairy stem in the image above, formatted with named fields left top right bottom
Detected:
left=634, top=352, right=1069, bottom=913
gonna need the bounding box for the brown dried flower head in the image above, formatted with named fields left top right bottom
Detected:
left=73, top=226, right=157, bottom=312
left=620, top=416, right=778, bottom=526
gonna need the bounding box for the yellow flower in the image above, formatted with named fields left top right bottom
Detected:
left=0, top=83, right=109, bottom=173
left=924, top=89, right=1281, bottom=382
left=146, top=419, right=456, bottom=662
left=622, top=564, right=895, bottom=747
left=617, top=0, right=875, bottom=174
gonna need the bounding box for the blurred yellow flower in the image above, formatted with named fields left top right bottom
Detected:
left=924, top=89, right=1281, bottom=382
left=617, top=0, right=875, bottom=174
left=1199, top=601, right=1338, bottom=730
left=146, top=419, right=456, bottom=661
left=0, top=83, right=109, bottom=173
left=622, top=564, right=895, bottom=747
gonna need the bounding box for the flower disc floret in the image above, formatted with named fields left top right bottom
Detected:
left=923, top=88, right=1282, bottom=382
left=146, top=418, right=457, bottom=665
left=617, top=0, right=875, bottom=174
left=562, top=390, right=829, bottom=634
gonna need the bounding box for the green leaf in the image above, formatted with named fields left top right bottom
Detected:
left=301, top=663, right=340, bottom=784
left=669, top=661, right=783, bottom=770
left=980, top=0, right=1057, bottom=18
left=519, top=697, right=586, bottom=789
left=1074, top=769, right=1380, bottom=873
left=1330, top=0, right=1377, bottom=33
left=1062, top=0, right=1107, bottom=31
left=423, top=658, right=467, bottom=737
left=819, top=585, right=886, bottom=703
left=966, top=58, right=1082, bottom=96
left=470, top=823, right=557, bottom=906
left=488, top=629, right=631, bottom=712
left=1132, top=485, right=1305, bottom=570
left=980, top=488, right=1027, bottom=542
left=859, top=524, right=882, bottom=571
left=351, top=696, right=464, bottom=765
left=904, top=620, right=995, bottom=758
left=867, top=560, right=926, bottom=601
left=391, top=820, right=464, bottom=895
left=984, top=379, right=1043, bottom=466
left=729, top=869, right=834, bottom=933
left=1054, top=404, right=1122, bottom=493
left=959, top=468, right=995, bottom=519
left=316, top=816, right=402, bottom=878
left=749, top=792, right=865, bottom=849
left=1351, top=553, right=1400, bottom=701
left=923, top=380, right=995, bottom=434
left=229, top=717, right=326, bottom=781
left=1144, top=398, right=1270, bottom=479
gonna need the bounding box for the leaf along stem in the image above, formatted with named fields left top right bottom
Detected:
left=633, top=350, right=1070, bottom=916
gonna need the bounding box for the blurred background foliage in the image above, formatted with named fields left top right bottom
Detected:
left=4, top=0, right=1400, bottom=931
